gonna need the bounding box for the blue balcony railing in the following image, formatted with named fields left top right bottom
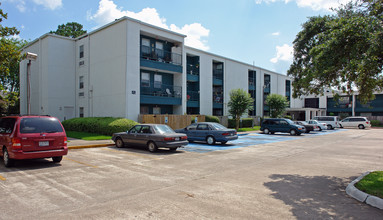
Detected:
left=141, top=83, right=182, bottom=98
left=187, top=64, right=199, bottom=75
left=187, top=91, right=199, bottom=101
left=213, top=92, right=223, bottom=104
left=141, top=45, right=182, bottom=66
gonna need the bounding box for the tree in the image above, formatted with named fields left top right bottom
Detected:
left=287, top=0, right=383, bottom=103
left=50, top=22, right=87, bottom=38
left=265, top=94, right=289, bottom=118
left=228, top=89, right=254, bottom=130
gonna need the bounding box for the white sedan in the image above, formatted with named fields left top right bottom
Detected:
left=307, top=120, right=327, bottom=131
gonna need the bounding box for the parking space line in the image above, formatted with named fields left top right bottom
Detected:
left=102, top=148, right=162, bottom=160
left=0, top=175, right=5, bottom=181
left=64, top=157, right=99, bottom=168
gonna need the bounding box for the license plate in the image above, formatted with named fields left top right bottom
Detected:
left=175, top=137, right=180, bottom=141
left=39, top=141, right=49, bottom=147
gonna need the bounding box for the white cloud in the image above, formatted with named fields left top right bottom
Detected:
left=271, top=32, right=280, bottom=36
left=32, top=0, right=62, bottom=10
left=255, top=0, right=351, bottom=11
left=6, top=0, right=26, bottom=12
left=88, top=0, right=210, bottom=50
left=270, top=44, right=293, bottom=63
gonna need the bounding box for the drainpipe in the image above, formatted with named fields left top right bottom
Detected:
left=352, top=94, right=355, bottom=116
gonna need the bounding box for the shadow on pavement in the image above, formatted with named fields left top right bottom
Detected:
left=264, top=174, right=382, bottom=219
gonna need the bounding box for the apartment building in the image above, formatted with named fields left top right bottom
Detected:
left=20, top=16, right=317, bottom=122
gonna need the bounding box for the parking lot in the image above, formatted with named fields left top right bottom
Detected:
left=0, top=128, right=382, bottom=219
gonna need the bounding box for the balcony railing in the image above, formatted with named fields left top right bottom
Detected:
left=187, top=64, right=199, bottom=75
left=213, top=69, right=223, bottom=81
left=187, top=91, right=199, bottom=101
left=141, top=83, right=182, bottom=98
left=141, top=45, right=182, bottom=66
left=213, top=92, right=224, bottom=104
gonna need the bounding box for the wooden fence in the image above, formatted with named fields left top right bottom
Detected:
left=138, top=115, right=206, bottom=130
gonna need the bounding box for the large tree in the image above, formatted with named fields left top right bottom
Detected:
left=50, top=22, right=87, bottom=38
left=265, top=94, right=289, bottom=118
left=228, top=89, right=254, bottom=130
left=288, top=0, right=383, bottom=103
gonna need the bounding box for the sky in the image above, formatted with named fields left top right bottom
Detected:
left=1, top=0, right=351, bottom=74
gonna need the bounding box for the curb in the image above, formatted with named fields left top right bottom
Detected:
left=68, top=144, right=115, bottom=150
left=346, top=171, right=383, bottom=210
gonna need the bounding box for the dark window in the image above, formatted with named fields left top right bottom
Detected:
left=0, top=118, right=16, bottom=134
left=20, top=118, right=63, bottom=133
left=79, top=107, right=84, bottom=118
left=79, top=76, right=84, bottom=89
left=197, top=124, right=209, bottom=130
left=305, top=98, right=319, bottom=108
left=79, top=45, right=84, bottom=58
left=129, top=126, right=142, bottom=134
left=187, top=124, right=197, bottom=130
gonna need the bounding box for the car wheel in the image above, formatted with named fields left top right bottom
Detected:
left=358, top=124, right=365, bottom=129
left=221, top=141, right=227, bottom=145
left=3, top=148, right=14, bottom=168
left=319, top=127, right=322, bottom=131
left=206, top=136, right=215, bottom=145
left=327, top=124, right=332, bottom=130
left=115, top=138, right=124, bottom=148
left=290, top=129, right=297, bottom=136
left=147, top=141, right=158, bottom=153
left=339, top=124, right=343, bottom=128
left=264, top=128, right=270, bottom=134
left=169, top=147, right=178, bottom=152
left=52, top=156, right=63, bottom=163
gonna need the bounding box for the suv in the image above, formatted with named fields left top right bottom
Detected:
left=339, top=117, right=371, bottom=129
left=261, top=118, right=306, bottom=136
left=0, top=115, right=68, bottom=167
left=312, top=116, right=340, bottom=130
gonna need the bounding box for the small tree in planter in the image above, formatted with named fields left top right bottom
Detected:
left=228, top=89, right=254, bottom=130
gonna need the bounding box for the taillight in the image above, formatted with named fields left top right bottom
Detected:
left=12, top=138, right=22, bottom=150
left=64, top=137, right=67, bottom=146
left=164, top=137, right=175, bottom=141
left=181, top=136, right=188, bottom=140
left=222, top=133, right=229, bottom=136
left=366, top=121, right=369, bottom=124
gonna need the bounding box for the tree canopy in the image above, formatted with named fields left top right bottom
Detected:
left=287, top=0, right=383, bottom=103
left=228, top=89, right=254, bottom=130
left=50, top=22, right=87, bottom=38
left=265, top=94, right=289, bottom=118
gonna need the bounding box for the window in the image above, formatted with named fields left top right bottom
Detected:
left=187, top=124, right=197, bottom=130
left=197, top=124, right=209, bottom=130
left=129, top=125, right=142, bottom=134
left=79, top=45, right=84, bottom=58
left=153, top=107, right=161, bottom=114
left=79, top=76, right=84, bottom=89
left=0, top=118, right=16, bottom=134
left=79, top=61, right=84, bottom=66
left=154, top=74, right=162, bottom=89
left=79, top=92, right=84, bottom=97
left=79, top=107, right=84, bottom=118
left=156, top=41, right=164, bottom=58
left=20, top=118, right=63, bottom=133
left=141, top=72, right=150, bottom=87
left=142, top=38, right=150, bottom=47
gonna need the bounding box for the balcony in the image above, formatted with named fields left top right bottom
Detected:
left=213, top=69, right=223, bottom=85
left=140, top=83, right=182, bottom=105
left=187, top=64, right=200, bottom=82
left=249, top=79, right=255, bottom=90
left=187, top=91, right=199, bottom=107
left=140, top=45, right=182, bottom=73
left=213, top=92, right=223, bottom=109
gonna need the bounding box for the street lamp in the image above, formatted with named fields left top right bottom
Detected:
left=26, top=52, right=37, bottom=115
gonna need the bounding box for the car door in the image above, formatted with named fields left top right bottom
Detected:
left=125, top=125, right=142, bottom=145
left=185, top=124, right=197, bottom=140
left=195, top=124, right=209, bottom=141
left=279, top=120, right=290, bottom=132
left=135, top=125, right=152, bottom=146
left=341, top=118, right=350, bottom=127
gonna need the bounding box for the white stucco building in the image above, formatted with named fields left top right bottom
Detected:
left=20, top=16, right=326, bottom=122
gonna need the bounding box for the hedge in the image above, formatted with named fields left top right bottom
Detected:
left=205, top=115, right=220, bottom=123
left=62, top=117, right=139, bottom=136
left=228, top=118, right=254, bottom=128
left=371, top=120, right=381, bottom=127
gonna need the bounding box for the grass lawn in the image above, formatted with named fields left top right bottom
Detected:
left=237, top=126, right=260, bottom=132
left=66, top=131, right=112, bottom=140
left=355, top=171, right=383, bottom=199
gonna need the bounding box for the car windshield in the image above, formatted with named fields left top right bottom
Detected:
left=285, top=119, right=295, bottom=125
left=20, top=117, right=63, bottom=133
left=299, top=121, right=309, bottom=125
left=210, top=123, right=227, bottom=130
left=153, top=125, right=175, bottom=134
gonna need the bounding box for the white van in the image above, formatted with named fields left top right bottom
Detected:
left=312, top=116, right=340, bottom=130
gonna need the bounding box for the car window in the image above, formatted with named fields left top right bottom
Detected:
left=0, top=118, right=16, bottom=134
left=210, top=123, right=226, bottom=130
left=197, top=124, right=209, bottom=130
left=280, top=120, right=288, bottom=125
left=285, top=119, right=294, bottom=125
left=153, top=125, right=175, bottom=134
left=187, top=124, right=197, bottom=130
left=140, top=126, right=152, bottom=134
left=20, top=118, right=63, bottom=133
left=342, top=118, right=350, bottom=122
left=129, top=125, right=142, bottom=134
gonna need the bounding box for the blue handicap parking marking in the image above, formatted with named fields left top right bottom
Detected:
left=181, top=129, right=343, bottom=153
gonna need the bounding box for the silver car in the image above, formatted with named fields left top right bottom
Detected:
left=112, top=124, right=188, bottom=152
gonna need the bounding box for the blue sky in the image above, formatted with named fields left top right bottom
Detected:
left=2, top=0, right=350, bottom=74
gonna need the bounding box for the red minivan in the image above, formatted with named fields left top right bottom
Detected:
left=0, top=115, right=68, bottom=167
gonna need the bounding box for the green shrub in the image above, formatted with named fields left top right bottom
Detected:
left=62, top=117, right=139, bottom=136
left=283, top=115, right=292, bottom=120
left=228, top=118, right=253, bottom=128
left=371, top=120, right=381, bottom=127
left=205, top=115, right=220, bottom=123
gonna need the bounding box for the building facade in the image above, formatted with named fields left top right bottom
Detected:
left=21, top=16, right=342, bottom=122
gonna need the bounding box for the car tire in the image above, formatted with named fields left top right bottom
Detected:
left=206, top=136, right=215, bottom=145
left=115, top=138, right=124, bottom=148
left=147, top=141, right=158, bottom=153
left=290, top=129, right=297, bottom=136
left=264, top=128, right=270, bottom=134
left=358, top=124, right=365, bottom=129
left=327, top=124, right=332, bottom=130
left=169, top=147, right=178, bottom=152
left=221, top=141, right=227, bottom=145
left=339, top=124, right=343, bottom=128
left=3, top=148, right=14, bottom=168
left=319, top=127, right=322, bottom=131
left=52, top=156, right=63, bottom=163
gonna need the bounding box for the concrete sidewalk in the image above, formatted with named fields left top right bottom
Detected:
left=67, top=137, right=115, bottom=149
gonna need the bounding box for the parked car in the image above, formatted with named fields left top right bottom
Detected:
left=261, top=118, right=306, bottom=135
left=0, top=115, right=68, bottom=167
left=294, top=121, right=317, bottom=133
left=175, top=122, right=238, bottom=145
left=312, top=116, right=340, bottom=130
left=112, top=124, right=188, bottom=152
left=339, top=117, right=371, bottom=129
left=307, top=120, right=327, bottom=131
